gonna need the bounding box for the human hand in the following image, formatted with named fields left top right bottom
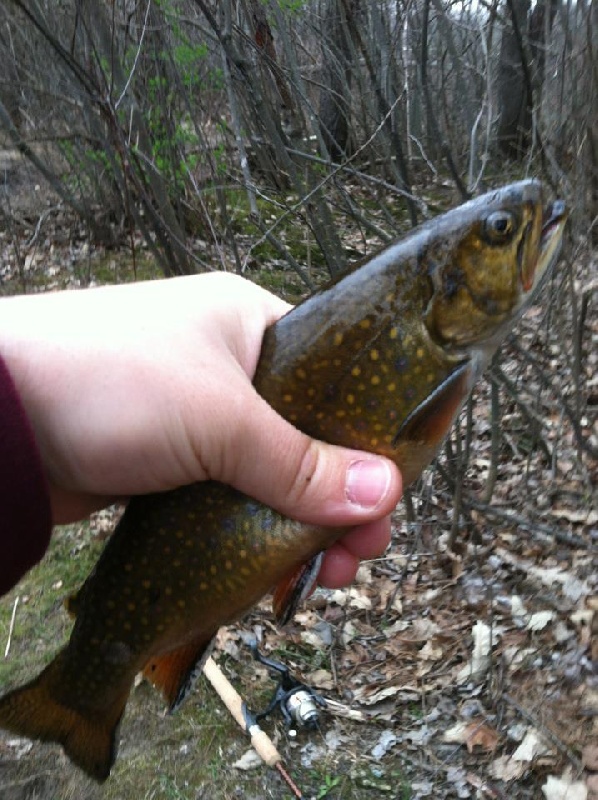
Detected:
left=0, top=273, right=402, bottom=588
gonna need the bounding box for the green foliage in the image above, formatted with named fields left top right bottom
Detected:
left=314, top=772, right=342, bottom=798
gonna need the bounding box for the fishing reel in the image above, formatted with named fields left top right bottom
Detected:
left=248, top=641, right=327, bottom=736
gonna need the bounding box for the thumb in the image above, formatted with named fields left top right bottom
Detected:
left=220, top=390, right=402, bottom=526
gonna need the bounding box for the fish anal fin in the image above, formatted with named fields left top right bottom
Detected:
left=0, top=652, right=127, bottom=782
left=143, top=635, right=215, bottom=712
left=394, top=362, right=473, bottom=448
left=272, top=553, right=323, bottom=626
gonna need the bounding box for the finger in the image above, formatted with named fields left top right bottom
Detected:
left=317, top=517, right=392, bottom=588
left=219, top=389, right=402, bottom=527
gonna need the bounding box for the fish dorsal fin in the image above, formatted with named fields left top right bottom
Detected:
left=143, top=635, right=215, bottom=712
left=393, top=361, right=473, bottom=448
left=272, top=553, right=323, bottom=626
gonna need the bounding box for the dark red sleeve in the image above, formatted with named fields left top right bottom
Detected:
left=0, top=355, right=52, bottom=596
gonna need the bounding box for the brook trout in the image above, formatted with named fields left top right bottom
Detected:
left=0, top=181, right=566, bottom=780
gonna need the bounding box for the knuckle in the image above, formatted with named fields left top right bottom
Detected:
left=282, top=437, right=326, bottom=511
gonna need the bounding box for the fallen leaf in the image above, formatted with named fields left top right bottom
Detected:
left=443, top=720, right=499, bottom=753
left=371, top=729, right=398, bottom=759
left=457, top=621, right=494, bottom=683
left=490, top=754, right=526, bottom=781
left=233, top=748, right=262, bottom=770
left=512, top=728, right=553, bottom=762
left=527, top=610, right=555, bottom=631
left=542, top=774, right=588, bottom=800
left=583, top=743, right=598, bottom=771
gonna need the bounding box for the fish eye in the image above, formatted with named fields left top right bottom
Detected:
left=484, top=210, right=516, bottom=243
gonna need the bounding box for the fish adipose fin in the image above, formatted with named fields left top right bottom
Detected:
left=0, top=653, right=126, bottom=782
left=143, top=634, right=215, bottom=712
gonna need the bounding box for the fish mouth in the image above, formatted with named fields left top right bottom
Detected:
left=523, top=198, right=568, bottom=292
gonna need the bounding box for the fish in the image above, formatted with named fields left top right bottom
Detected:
left=0, top=180, right=567, bottom=781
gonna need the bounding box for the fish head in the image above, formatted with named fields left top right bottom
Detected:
left=423, top=180, right=567, bottom=353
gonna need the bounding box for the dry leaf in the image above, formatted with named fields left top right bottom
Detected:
left=542, top=774, right=588, bottom=800
left=233, top=748, right=262, bottom=770
left=443, top=721, right=499, bottom=753
left=457, top=621, right=493, bottom=683
left=527, top=610, right=555, bottom=631
left=583, top=743, right=598, bottom=771
left=490, top=754, right=526, bottom=781
left=512, top=728, right=553, bottom=762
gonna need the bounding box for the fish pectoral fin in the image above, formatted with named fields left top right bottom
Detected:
left=0, top=652, right=125, bottom=782
left=143, top=635, right=215, bottom=713
left=272, top=552, right=323, bottom=626
left=393, top=361, right=473, bottom=447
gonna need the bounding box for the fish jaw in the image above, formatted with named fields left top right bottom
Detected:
left=521, top=197, right=568, bottom=294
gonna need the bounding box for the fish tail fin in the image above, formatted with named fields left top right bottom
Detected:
left=0, top=654, right=125, bottom=782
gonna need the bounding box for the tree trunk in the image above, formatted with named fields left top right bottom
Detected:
left=318, top=0, right=358, bottom=160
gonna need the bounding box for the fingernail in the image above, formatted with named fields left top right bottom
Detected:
left=345, top=459, right=392, bottom=509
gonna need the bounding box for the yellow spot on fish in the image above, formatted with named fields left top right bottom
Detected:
left=371, top=437, right=379, bottom=446
left=347, top=394, right=355, bottom=404
left=283, top=394, right=293, bottom=403
left=427, top=373, right=435, bottom=382
left=165, top=587, right=173, bottom=596
left=142, top=580, right=151, bottom=590
left=370, top=349, right=379, bottom=361
left=127, top=603, right=136, bottom=612
left=177, top=600, right=186, bottom=609
left=239, top=549, right=247, bottom=559
left=333, top=358, right=341, bottom=367
left=296, top=368, right=307, bottom=380
left=175, top=530, right=184, bottom=539
left=416, top=347, right=425, bottom=359
left=387, top=382, right=396, bottom=392
left=389, top=326, right=399, bottom=339
left=336, top=409, right=346, bottom=418
left=200, top=582, right=208, bottom=591
left=307, top=387, right=315, bottom=397
left=352, top=366, right=361, bottom=377
left=371, top=375, right=381, bottom=385
left=359, top=319, right=371, bottom=330
left=240, top=567, right=251, bottom=576
left=210, top=565, right=218, bottom=576
left=225, top=560, right=232, bottom=570
left=333, top=332, right=343, bottom=346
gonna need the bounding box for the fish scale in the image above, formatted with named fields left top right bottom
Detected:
left=0, top=180, right=567, bottom=781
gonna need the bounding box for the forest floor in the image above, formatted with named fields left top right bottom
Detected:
left=0, top=151, right=596, bottom=800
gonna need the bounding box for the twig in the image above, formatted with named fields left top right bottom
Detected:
left=464, top=497, right=588, bottom=549
left=4, top=596, right=19, bottom=658
left=501, top=693, right=583, bottom=772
